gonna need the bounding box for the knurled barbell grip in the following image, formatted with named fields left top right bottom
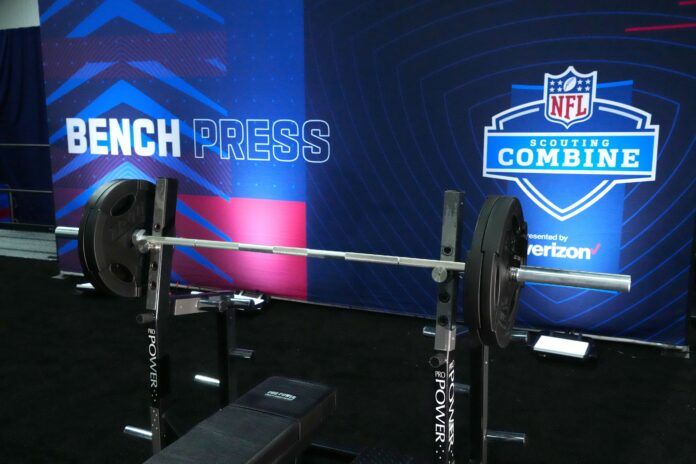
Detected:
left=135, top=230, right=468, bottom=272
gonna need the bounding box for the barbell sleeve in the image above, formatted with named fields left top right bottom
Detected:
left=55, top=226, right=79, bottom=239
left=510, top=266, right=631, bottom=293
left=53, top=226, right=630, bottom=293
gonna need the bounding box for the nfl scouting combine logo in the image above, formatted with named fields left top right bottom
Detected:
left=544, top=68, right=595, bottom=128
left=483, top=66, right=659, bottom=221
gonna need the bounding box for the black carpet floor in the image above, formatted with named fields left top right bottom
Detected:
left=0, top=256, right=694, bottom=463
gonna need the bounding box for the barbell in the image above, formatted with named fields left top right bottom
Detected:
left=54, top=179, right=631, bottom=347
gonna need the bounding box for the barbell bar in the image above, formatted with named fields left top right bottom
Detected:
left=55, top=225, right=630, bottom=293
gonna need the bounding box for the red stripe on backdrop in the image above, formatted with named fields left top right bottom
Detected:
left=625, top=22, right=696, bottom=32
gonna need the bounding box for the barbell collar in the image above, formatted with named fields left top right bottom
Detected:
left=431, top=266, right=449, bottom=283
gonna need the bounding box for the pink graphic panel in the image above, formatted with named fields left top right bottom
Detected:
left=173, top=195, right=307, bottom=300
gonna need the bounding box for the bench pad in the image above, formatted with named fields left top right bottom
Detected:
left=144, top=376, right=336, bottom=464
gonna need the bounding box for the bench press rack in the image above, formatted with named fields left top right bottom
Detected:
left=56, top=177, right=631, bottom=463
left=120, top=184, right=513, bottom=463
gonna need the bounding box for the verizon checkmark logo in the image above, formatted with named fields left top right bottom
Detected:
left=528, top=242, right=600, bottom=260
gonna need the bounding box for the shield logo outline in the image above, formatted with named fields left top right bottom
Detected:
left=483, top=95, right=659, bottom=222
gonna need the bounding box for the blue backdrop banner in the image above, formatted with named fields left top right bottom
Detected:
left=40, top=0, right=695, bottom=346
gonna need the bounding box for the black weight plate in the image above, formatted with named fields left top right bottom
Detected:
left=79, top=181, right=139, bottom=296
left=464, top=196, right=501, bottom=344
left=479, top=197, right=527, bottom=348
left=78, top=181, right=121, bottom=287
left=81, top=179, right=155, bottom=297
left=80, top=181, right=133, bottom=283
left=78, top=179, right=155, bottom=297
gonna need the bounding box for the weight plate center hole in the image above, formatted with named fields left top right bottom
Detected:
left=110, top=194, right=135, bottom=216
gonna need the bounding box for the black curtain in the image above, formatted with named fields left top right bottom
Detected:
left=0, top=26, right=53, bottom=225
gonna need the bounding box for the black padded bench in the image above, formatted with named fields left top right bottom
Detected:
left=145, top=377, right=337, bottom=464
